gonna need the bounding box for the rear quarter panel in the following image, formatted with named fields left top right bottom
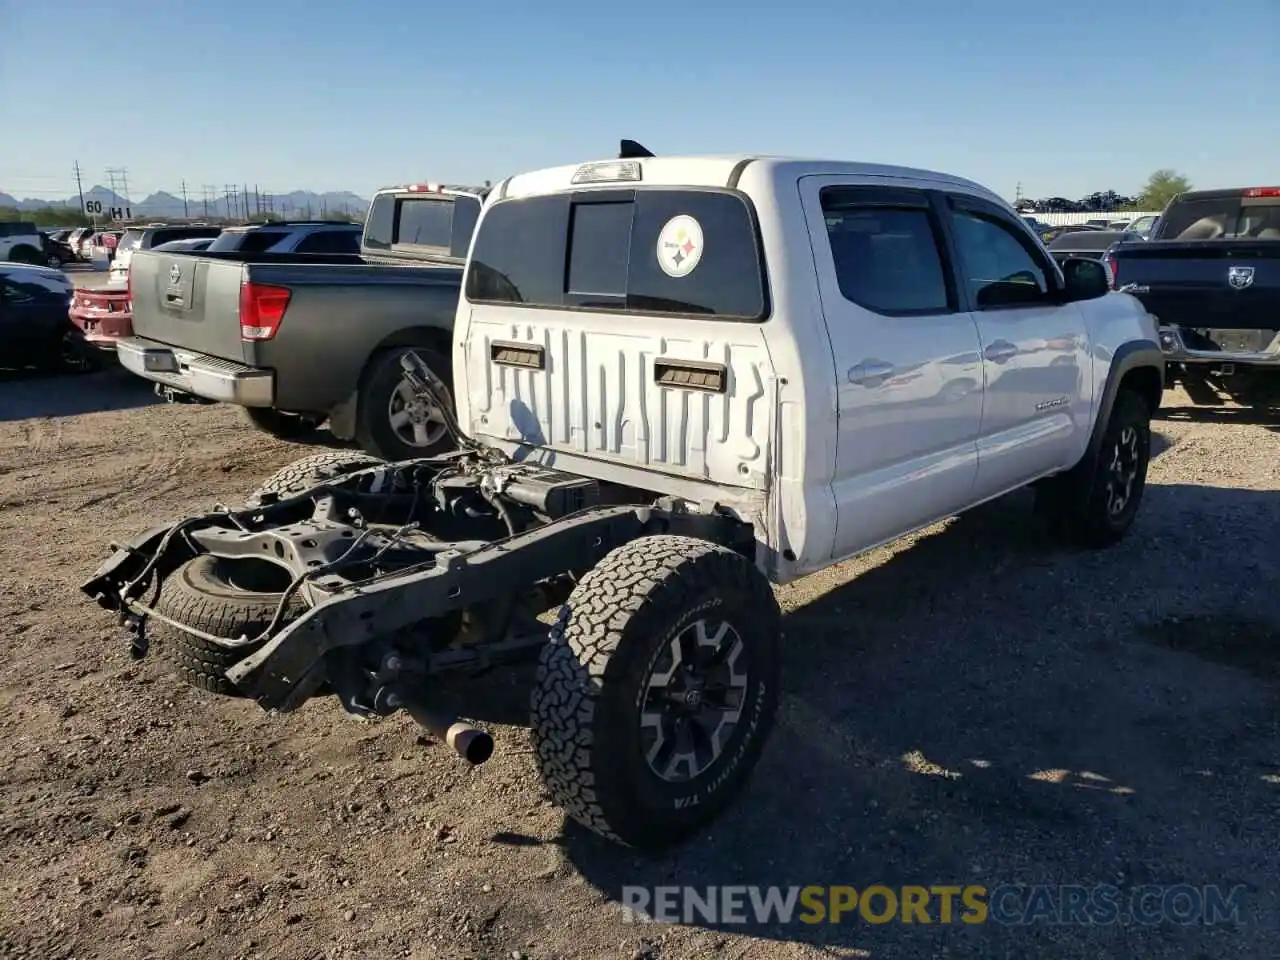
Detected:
left=246, top=264, right=462, bottom=411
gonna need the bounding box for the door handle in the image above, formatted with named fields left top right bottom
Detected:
left=984, top=340, right=1018, bottom=364
left=848, top=360, right=895, bottom=385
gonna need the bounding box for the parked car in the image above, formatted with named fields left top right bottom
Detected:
left=65, top=226, right=97, bottom=261
left=110, top=224, right=224, bottom=284
left=1046, top=228, right=1145, bottom=267
left=1020, top=215, right=1055, bottom=242
left=71, top=236, right=221, bottom=357
left=83, top=147, right=1164, bottom=852
left=202, top=220, right=363, bottom=256
left=114, top=186, right=488, bottom=457
left=0, top=221, right=51, bottom=266
left=1124, top=214, right=1159, bottom=240
left=0, top=262, right=96, bottom=372
left=1101, top=185, right=1280, bottom=405
left=85, top=230, right=123, bottom=266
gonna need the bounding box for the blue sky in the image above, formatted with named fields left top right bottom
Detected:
left=2, top=0, right=1277, bottom=205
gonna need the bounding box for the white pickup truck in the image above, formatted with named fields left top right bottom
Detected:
left=83, top=147, right=1164, bottom=851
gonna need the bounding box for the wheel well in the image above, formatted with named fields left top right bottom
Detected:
left=356, top=328, right=452, bottom=391
left=1119, top=364, right=1163, bottom=415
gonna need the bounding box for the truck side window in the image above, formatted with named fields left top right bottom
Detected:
left=364, top=195, right=395, bottom=251
left=820, top=190, right=952, bottom=316
left=949, top=209, right=1051, bottom=309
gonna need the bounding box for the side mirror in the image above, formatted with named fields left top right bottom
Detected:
left=1060, top=257, right=1109, bottom=301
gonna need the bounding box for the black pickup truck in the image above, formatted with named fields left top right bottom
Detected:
left=1101, top=186, right=1280, bottom=405
left=115, top=183, right=487, bottom=459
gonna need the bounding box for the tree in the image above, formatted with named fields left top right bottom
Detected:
left=0, top=205, right=90, bottom=227
left=1139, top=169, right=1192, bottom=212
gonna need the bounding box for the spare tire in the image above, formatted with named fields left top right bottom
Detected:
left=151, top=554, right=304, bottom=696
left=248, top=450, right=385, bottom=503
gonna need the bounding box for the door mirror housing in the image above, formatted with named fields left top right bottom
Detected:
left=1060, top=257, right=1109, bottom=302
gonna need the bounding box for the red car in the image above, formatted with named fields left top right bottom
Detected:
left=68, top=285, right=131, bottom=354
left=68, top=236, right=215, bottom=355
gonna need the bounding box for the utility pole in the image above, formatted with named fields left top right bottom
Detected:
left=224, top=184, right=234, bottom=219
left=73, top=160, right=86, bottom=219
left=242, top=183, right=250, bottom=221
left=181, top=179, right=190, bottom=218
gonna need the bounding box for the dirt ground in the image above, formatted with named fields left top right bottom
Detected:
left=1, top=367, right=1278, bottom=960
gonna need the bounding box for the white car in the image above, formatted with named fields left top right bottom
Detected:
left=0, top=220, right=50, bottom=265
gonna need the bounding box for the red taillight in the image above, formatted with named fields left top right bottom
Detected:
left=1100, top=249, right=1119, bottom=289
left=406, top=182, right=443, bottom=193
left=1242, top=186, right=1280, bottom=198
left=239, top=281, right=292, bottom=341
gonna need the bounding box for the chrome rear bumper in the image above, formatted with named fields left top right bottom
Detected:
left=116, top=336, right=274, bottom=406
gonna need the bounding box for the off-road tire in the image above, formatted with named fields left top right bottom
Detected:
left=354, top=346, right=455, bottom=461
left=241, top=406, right=324, bottom=441
left=1036, top=388, right=1152, bottom=548
left=248, top=450, right=385, bottom=503
left=531, top=535, right=781, bottom=850
left=151, top=555, right=304, bottom=696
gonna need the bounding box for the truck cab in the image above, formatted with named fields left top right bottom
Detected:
left=455, top=151, right=1164, bottom=582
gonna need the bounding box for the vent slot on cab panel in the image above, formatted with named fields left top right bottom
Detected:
left=653, top=358, right=728, bottom=394
left=490, top=341, right=546, bottom=370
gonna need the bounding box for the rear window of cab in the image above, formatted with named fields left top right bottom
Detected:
left=464, top=188, right=768, bottom=321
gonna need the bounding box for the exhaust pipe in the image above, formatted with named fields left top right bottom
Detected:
left=401, top=698, right=494, bottom=766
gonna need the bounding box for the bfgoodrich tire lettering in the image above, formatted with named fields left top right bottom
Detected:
left=530, top=535, right=781, bottom=849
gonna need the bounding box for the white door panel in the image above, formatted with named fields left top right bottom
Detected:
left=974, top=308, right=1089, bottom=491
left=944, top=198, right=1092, bottom=496
left=799, top=176, right=985, bottom=559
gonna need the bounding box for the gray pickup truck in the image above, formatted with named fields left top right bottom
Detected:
left=115, top=183, right=487, bottom=460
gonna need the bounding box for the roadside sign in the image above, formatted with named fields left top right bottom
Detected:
left=83, top=199, right=132, bottom=220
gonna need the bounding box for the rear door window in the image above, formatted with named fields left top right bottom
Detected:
left=820, top=188, right=953, bottom=315
left=466, top=188, right=767, bottom=320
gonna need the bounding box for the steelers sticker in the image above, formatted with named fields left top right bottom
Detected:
left=656, top=215, right=704, bottom=278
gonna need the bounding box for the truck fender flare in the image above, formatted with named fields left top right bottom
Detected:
left=1086, top=339, right=1164, bottom=463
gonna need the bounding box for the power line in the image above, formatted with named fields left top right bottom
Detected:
left=72, top=161, right=86, bottom=217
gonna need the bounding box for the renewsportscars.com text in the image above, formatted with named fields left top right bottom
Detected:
left=620, top=884, right=1247, bottom=926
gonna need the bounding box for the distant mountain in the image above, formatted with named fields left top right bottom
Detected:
left=0, top=184, right=371, bottom=219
